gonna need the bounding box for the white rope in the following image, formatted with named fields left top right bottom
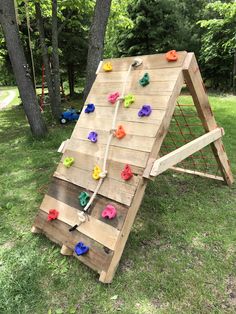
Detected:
left=77, top=59, right=142, bottom=225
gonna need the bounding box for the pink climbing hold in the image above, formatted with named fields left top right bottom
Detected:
left=102, top=205, right=117, bottom=219
left=108, top=92, right=120, bottom=104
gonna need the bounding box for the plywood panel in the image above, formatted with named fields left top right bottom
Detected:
left=40, top=195, right=120, bottom=250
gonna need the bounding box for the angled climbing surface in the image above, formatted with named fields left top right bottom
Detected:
left=115, top=125, right=126, bottom=139
left=85, top=103, right=95, bottom=113
left=108, top=91, right=120, bottom=104
left=124, top=94, right=135, bottom=108
left=88, top=131, right=98, bottom=143
left=139, top=73, right=150, bottom=87
left=138, top=105, right=152, bottom=117
left=78, top=191, right=90, bottom=207
left=121, top=164, right=133, bottom=180
left=63, top=157, right=74, bottom=168
left=74, top=242, right=89, bottom=256
left=102, top=204, right=117, bottom=219
left=47, top=209, right=59, bottom=221
left=103, top=62, right=112, bottom=72
left=166, top=50, right=178, bottom=62
left=92, top=165, right=102, bottom=180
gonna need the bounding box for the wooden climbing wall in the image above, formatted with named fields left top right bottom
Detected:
left=32, top=51, right=233, bottom=283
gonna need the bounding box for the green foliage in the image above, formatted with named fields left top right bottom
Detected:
left=198, top=1, right=236, bottom=91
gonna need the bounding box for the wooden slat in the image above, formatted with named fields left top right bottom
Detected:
left=40, top=195, right=120, bottom=250
left=150, top=128, right=224, bottom=176
left=170, top=167, right=224, bottom=182
left=47, top=177, right=129, bottom=230
left=65, top=138, right=150, bottom=169
left=71, top=128, right=156, bottom=153
left=54, top=164, right=138, bottom=206
left=33, top=210, right=113, bottom=273
left=98, top=51, right=187, bottom=73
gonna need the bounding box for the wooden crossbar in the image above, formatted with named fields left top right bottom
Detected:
left=150, top=128, right=224, bottom=177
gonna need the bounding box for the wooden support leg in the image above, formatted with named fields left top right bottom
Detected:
left=183, top=53, right=234, bottom=186
left=31, top=225, right=41, bottom=234
left=60, top=244, right=74, bottom=256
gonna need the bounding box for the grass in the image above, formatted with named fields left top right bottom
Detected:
left=0, top=93, right=236, bottom=313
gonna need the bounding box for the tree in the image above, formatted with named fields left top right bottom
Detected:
left=83, top=0, right=112, bottom=101
left=0, top=0, right=47, bottom=138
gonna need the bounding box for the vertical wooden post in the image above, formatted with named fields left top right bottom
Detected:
left=183, top=53, right=234, bottom=186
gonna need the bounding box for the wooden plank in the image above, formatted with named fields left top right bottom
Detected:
left=48, top=177, right=129, bottom=231
left=71, top=128, right=156, bottom=153
left=73, top=118, right=160, bottom=137
left=40, top=195, right=120, bottom=250
left=150, top=128, right=224, bottom=176
left=79, top=106, right=166, bottom=125
left=98, top=51, right=187, bottom=73
left=96, top=68, right=181, bottom=83
left=170, top=167, right=224, bottom=182
left=65, top=138, right=150, bottom=169
left=183, top=53, right=234, bottom=186
left=33, top=210, right=113, bottom=273
left=62, top=150, right=144, bottom=175
left=54, top=164, right=137, bottom=206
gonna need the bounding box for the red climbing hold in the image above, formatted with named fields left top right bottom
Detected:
left=166, top=50, right=178, bottom=62
left=121, top=164, right=133, bottom=180
left=102, top=205, right=117, bottom=219
left=115, top=125, right=126, bottom=139
left=47, top=209, right=59, bottom=221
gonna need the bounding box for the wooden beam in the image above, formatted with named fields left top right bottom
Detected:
left=183, top=53, right=234, bottom=186
left=170, top=167, right=224, bottom=182
left=150, top=128, right=224, bottom=177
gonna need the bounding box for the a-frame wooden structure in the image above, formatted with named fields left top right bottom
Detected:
left=32, top=52, right=233, bottom=283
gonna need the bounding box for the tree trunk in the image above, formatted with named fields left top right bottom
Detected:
left=233, top=51, right=236, bottom=95
left=83, top=0, right=112, bottom=101
left=35, top=2, right=57, bottom=117
left=0, top=0, right=47, bottom=138
left=51, top=0, right=61, bottom=117
left=68, top=63, right=75, bottom=97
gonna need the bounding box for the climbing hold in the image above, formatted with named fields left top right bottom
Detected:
left=88, top=131, right=98, bottom=143
left=124, top=94, right=135, bottom=108
left=121, top=164, right=133, bottom=180
left=47, top=209, right=59, bottom=221
left=74, top=242, right=89, bottom=256
left=138, top=105, right=152, bottom=117
left=85, top=103, right=95, bottom=113
left=103, top=62, right=112, bottom=72
left=78, top=191, right=90, bottom=207
left=102, top=204, right=117, bottom=220
left=166, top=50, right=178, bottom=62
left=108, top=91, right=120, bottom=104
left=63, top=157, right=74, bottom=168
left=115, top=125, right=126, bottom=139
left=92, top=165, right=102, bottom=180
left=139, top=73, right=150, bottom=87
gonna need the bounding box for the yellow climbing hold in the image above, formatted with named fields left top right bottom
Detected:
left=63, top=157, right=74, bottom=168
left=92, top=165, right=102, bottom=180
left=103, top=62, right=112, bottom=72
left=124, top=94, right=135, bottom=108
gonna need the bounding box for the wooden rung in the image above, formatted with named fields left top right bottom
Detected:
left=150, top=128, right=224, bottom=177
left=170, top=167, right=224, bottom=181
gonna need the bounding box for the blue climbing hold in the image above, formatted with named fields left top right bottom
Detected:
left=88, top=131, right=98, bottom=143
left=85, top=103, right=95, bottom=113
left=74, top=242, right=89, bottom=256
left=138, top=105, right=152, bottom=117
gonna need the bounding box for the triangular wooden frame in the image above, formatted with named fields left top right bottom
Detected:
left=32, top=52, right=233, bottom=283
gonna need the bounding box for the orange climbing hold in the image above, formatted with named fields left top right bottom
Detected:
left=103, top=62, right=112, bottom=72
left=166, top=50, right=178, bottom=62
left=115, top=125, right=126, bottom=139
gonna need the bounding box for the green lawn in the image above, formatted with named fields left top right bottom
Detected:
left=0, top=94, right=235, bottom=314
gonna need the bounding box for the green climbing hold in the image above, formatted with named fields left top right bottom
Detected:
left=63, top=157, right=74, bottom=168
left=139, top=73, right=150, bottom=87
left=78, top=192, right=90, bottom=207
left=124, top=94, right=135, bottom=108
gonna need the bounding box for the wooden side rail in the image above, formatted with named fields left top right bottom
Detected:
left=150, top=128, right=224, bottom=177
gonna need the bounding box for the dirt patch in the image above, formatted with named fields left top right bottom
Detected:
left=227, top=275, right=236, bottom=307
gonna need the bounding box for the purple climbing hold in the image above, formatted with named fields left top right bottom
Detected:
left=138, top=105, right=152, bottom=117
left=88, top=131, right=98, bottom=143
left=74, top=242, right=89, bottom=256
left=85, top=103, right=95, bottom=113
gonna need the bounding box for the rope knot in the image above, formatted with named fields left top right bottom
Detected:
left=99, top=171, right=107, bottom=179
